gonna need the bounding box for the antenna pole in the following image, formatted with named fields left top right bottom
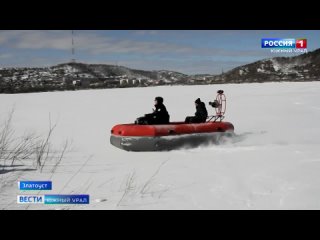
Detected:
left=71, top=30, right=75, bottom=63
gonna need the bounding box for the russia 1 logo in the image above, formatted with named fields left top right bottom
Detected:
left=296, top=39, right=307, bottom=49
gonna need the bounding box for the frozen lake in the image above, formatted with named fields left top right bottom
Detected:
left=1, top=81, right=320, bottom=209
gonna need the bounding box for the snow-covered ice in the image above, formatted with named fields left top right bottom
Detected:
left=1, top=81, right=320, bottom=209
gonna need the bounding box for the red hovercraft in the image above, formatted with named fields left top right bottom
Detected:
left=110, top=90, right=234, bottom=151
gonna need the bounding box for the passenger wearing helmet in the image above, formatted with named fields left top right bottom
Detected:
left=135, top=97, right=170, bottom=125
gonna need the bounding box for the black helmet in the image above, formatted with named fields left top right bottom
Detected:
left=155, top=96, right=163, bottom=103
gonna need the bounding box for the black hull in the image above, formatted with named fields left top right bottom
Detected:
left=110, top=132, right=234, bottom=152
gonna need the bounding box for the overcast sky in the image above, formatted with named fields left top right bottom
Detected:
left=0, top=30, right=319, bottom=74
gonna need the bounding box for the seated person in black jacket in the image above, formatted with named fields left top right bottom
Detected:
left=135, top=97, right=170, bottom=125
left=185, top=98, right=208, bottom=123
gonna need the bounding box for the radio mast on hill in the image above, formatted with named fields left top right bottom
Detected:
left=71, top=30, right=75, bottom=63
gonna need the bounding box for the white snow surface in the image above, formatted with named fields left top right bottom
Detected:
left=1, top=82, right=320, bottom=209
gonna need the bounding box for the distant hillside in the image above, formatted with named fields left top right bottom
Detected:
left=1, top=48, right=320, bottom=93
left=55, top=62, right=158, bottom=79
left=218, top=48, right=320, bottom=83
left=0, top=62, right=190, bottom=93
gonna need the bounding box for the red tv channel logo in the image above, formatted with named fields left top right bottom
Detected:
left=296, top=39, right=307, bottom=49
